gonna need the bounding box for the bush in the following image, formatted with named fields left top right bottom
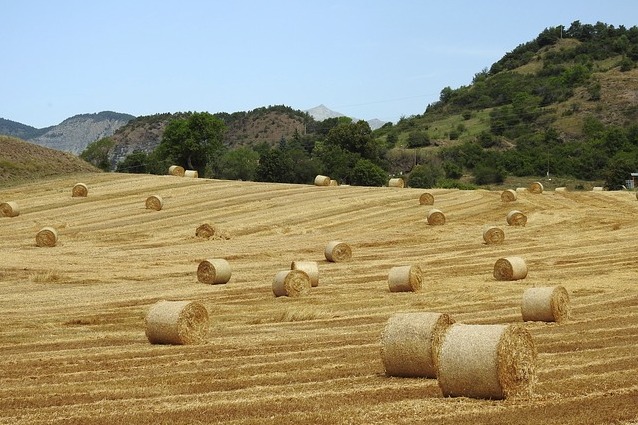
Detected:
left=407, top=163, right=444, bottom=188
left=407, top=131, right=430, bottom=148
left=350, top=159, right=388, bottom=187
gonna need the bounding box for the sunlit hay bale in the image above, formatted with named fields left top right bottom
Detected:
left=145, top=195, right=163, bottom=211
left=555, top=187, right=567, bottom=192
left=427, top=209, right=446, bottom=225
left=314, top=175, right=331, bottom=186
left=0, top=201, right=20, bottom=217
left=437, top=323, right=537, bottom=400
left=380, top=312, right=455, bottom=378
left=72, top=183, right=88, bottom=197
left=184, top=170, right=198, bottom=178
left=592, top=186, right=603, bottom=191
left=528, top=182, right=544, bottom=194
left=272, top=269, right=311, bottom=297
left=196, top=223, right=216, bottom=239
left=388, top=178, right=405, bottom=188
left=483, top=226, right=505, bottom=245
left=506, top=210, right=527, bottom=226
left=515, top=187, right=527, bottom=193
left=291, top=261, right=319, bottom=287
left=324, top=240, right=352, bottom=262
left=388, top=265, right=423, bottom=292
left=329, top=179, right=339, bottom=186
left=145, top=300, right=209, bottom=345
left=168, top=165, right=185, bottom=176
left=493, top=256, right=528, bottom=281
left=501, top=189, right=517, bottom=202
left=35, top=227, right=58, bottom=247
left=419, top=192, right=434, bottom=205
left=197, top=259, right=232, bottom=285
left=521, top=286, right=570, bottom=323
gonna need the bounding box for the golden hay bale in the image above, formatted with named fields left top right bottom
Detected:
left=35, top=227, right=58, bottom=247
left=388, top=265, right=423, bottom=292
left=272, top=269, right=311, bottom=297
left=0, top=201, right=20, bottom=217
left=184, top=170, right=198, bottom=178
left=314, top=175, right=331, bottom=186
left=555, top=187, right=567, bottom=192
left=501, top=189, right=517, bottom=202
left=145, top=195, right=163, bottom=211
left=528, top=182, right=544, bottom=194
left=437, top=323, right=536, bottom=399
left=145, top=300, right=209, bottom=345
left=493, top=256, right=528, bottom=281
left=168, top=165, right=185, bottom=176
left=197, top=259, right=232, bottom=285
left=592, top=186, right=603, bottom=191
left=291, top=261, right=319, bottom=287
left=419, top=192, right=434, bottom=205
left=195, top=223, right=216, bottom=239
left=515, top=187, right=527, bottom=192
left=72, top=183, right=88, bottom=197
left=388, top=177, right=405, bottom=188
left=324, top=240, right=352, bottom=262
left=329, top=179, right=339, bottom=186
left=483, top=226, right=505, bottom=244
left=506, top=210, right=527, bottom=226
left=380, top=312, right=455, bottom=378
left=427, top=209, right=446, bottom=225
left=521, top=286, right=570, bottom=323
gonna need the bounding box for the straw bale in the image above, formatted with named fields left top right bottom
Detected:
left=0, top=201, right=20, bottom=217
left=145, top=195, right=163, bottom=211
left=291, top=261, right=319, bottom=287
left=324, top=241, right=352, bottom=262
left=506, top=210, right=527, bottom=226
left=184, top=170, right=198, bottom=178
left=501, top=189, right=517, bottom=202
left=168, top=165, right=185, bottom=176
left=314, top=175, right=331, bottom=186
left=145, top=300, right=209, bottom=345
left=515, top=187, right=527, bottom=192
left=388, top=265, right=423, bottom=292
left=521, top=286, right=570, bottom=322
left=592, top=186, right=603, bottom=191
left=388, top=178, right=405, bottom=188
left=35, top=227, right=58, bottom=247
left=197, top=259, right=232, bottom=285
left=493, top=256, right=528, bottom=281
left=427, top=209, right=446, bottom=225
left=419, top=192, right=434, bottom=205
left=483, top=226, right=505, bottom=244
left=272, top=269, right=311, bottom=297
left=437, top=323, right=536, bottom=399
left=329, top=179, right=339, bottom=186
left=380, top=312, right=455, bottom=378
left=529, top=182, right=544, bottom=194
left=196, top=223, right=216, bottom=239
left=72, top=183, right=88, bottom=197
left=555, top=187, right=567, bottom=192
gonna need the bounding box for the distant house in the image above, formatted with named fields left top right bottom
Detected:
left=628, top=173, right=638, bottom=189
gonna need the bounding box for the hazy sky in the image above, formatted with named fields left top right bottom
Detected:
left=2, top=0, right=636, bottom=128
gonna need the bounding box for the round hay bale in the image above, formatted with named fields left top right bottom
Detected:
left=388, top=265, right=423, bottom=292
left=380, top=312, right=455, bottom=378
left=0, top=201, right=20, bottom=217
left=145, top=195, right=163, bottom=211
left=521, top=286, right=570, bottom=323
left=515, top=187, right=527, bottom=192
left=419, top=192, right=434, bottom=205
left=35, top=227, right=58, bottom=247
left=184, top=170, right=198, bottom=178
left=324, top=241, right=352, bottom=262
left=329, top=179, right=339, bottom=186
left=555, top=187, right=567, bottom=192
left=197, top=259, right=232, bottom=285
left=272, top=269, right=311, bottom=297
left=483, top=226, right=505, bottom=244
left=592, top=186, right=603, bottom=191
left=314, top=175, right=331, bottom=186
left=195, top=223, right=216, bottom=239
left=291, top=261, right=319, bottom=287
left=501, top=189, right=517, bottom=202
left=145, top=300, right=209, bottom=345
left=388, top=178, right=405, bottom=188
left=72, top=183, right=88, bottom=197
left=506, top=210, right=527, bottom=226
left=528, top=182, right=544, bottom=194
left=437, top=323, right=536, bottom=399
left=493, top=256, right=528, bottom=281
left=427, top=209, right=446, bottom=225
left=168, top=165, right=185, bottom=176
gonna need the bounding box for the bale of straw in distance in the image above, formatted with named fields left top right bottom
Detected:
left=419, top=192, right=434, bottom=205
left=0, top=201, right=20, bottom=217
left=592, top=186, right=603, bottom=191
left=324, top=240, right=352, bottom=262
left=437, top=323, right=536, bottom=399
left=145, top=195, right=163, bottom=211
left=197, top=259, right=232, bottom=284
left=291, top=261, right=319, bottom=287
left=427, top=209, right=446, bottom=225
left=36, top=227, right=58, bottom=247
left=168, top=165, right=185, bottom=176
left=388, top=177, right=405, bottom=188
left=521, top=286, right=570, bottom=323
left=388, top=265, right=423, bottom=292
left=145, top=300, right=209, bottom=345
left=528, top=182, right=544, bottom=194
left=501, top=189, right=517, bottom=202
left=493, top=256, right=528, bottom=281
left=506, top=210, right=527, bottom=226
left=272, top=269, right=311, bottom=297
left=72, top=183, right=88, bottom=197
left=380, top=312, right=455, bottom=378
left=314, top=175, right=331, bottom=186
left=329, top=179, right=339, bottom=186
left=184, top=170, right=198, bottom=178
left=196, top=223, right=217, bottom=239
left=555, top=187, right=567, bottom=192
left=483, top=226, right=505, bottom=244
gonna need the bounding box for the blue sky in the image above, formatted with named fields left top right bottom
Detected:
left=1, top=0, right=636, bottom=128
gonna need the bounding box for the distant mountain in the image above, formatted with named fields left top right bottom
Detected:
left=0, top=118, right=48, bottom=140
left=305, top=104, right=387, bottom=130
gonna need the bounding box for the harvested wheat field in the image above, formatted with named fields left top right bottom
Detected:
left=0, top=173, right=637, bottom=425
